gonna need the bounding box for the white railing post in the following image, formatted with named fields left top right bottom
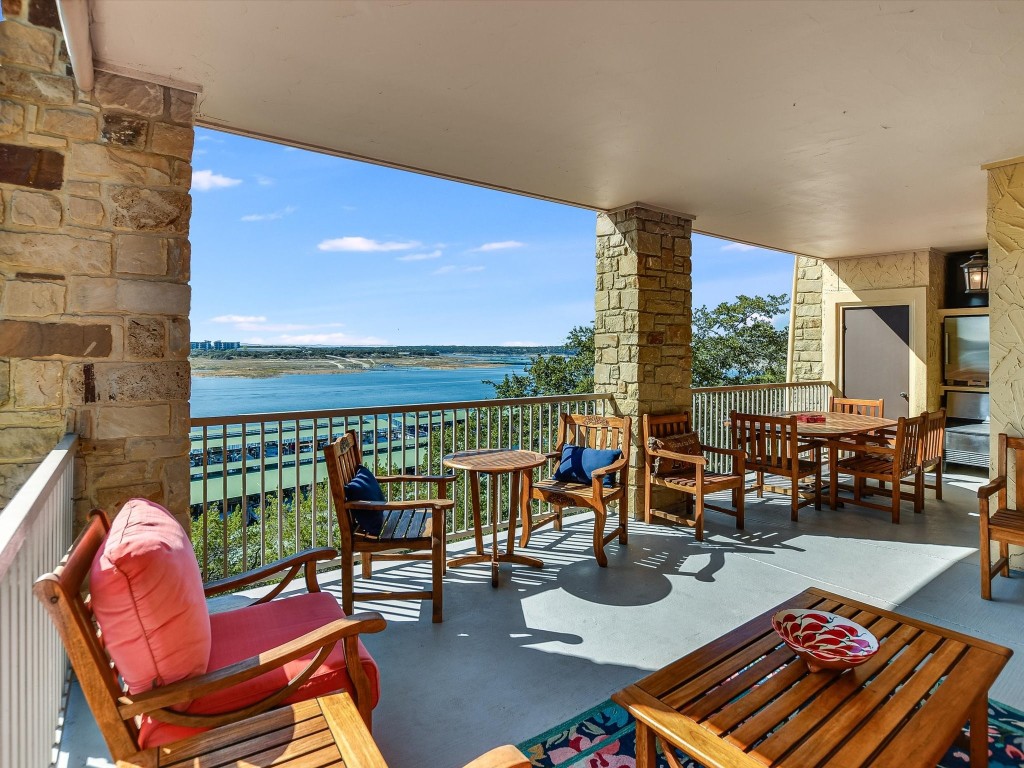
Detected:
left=0, top=434, right=77, bottom=768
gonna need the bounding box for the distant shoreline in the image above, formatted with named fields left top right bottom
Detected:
left=190, top=354, right=517, bottom=379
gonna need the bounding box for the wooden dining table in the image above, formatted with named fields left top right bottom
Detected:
left=772, top=410, right=896, bottom=439
left=443, top=448, right=547, bottom=587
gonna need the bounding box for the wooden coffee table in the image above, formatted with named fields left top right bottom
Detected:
left=444, top=448, right=547, bottom=587
left=613, top=588, right=1012, bottom=768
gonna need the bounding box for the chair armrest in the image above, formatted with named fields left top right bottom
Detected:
left=375, top=474, right=454, bottom=484
left=347, top=499, right=455, bottom=511
left=701, top=445, right=745, bottom=459
left=978, top=475, right=1007, bottom=499
left=591, top=454, right=629, bottom=478
left=204, top=547, right=338, bottom=598
left=118, top=612, right=386, bottom=718
left=462, top=746, right=532, bottom=768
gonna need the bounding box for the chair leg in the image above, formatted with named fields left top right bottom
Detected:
left=936, top=462, right=943, bottom=501
left=342, top=548, right=355, bottom=616
left=999, top=542, right=1010, bottom=577
left=734, top=484, right=745, bottom=530
left=814, top=463, right=822, bottom=511
left=915, top=470, right=924, bottom=513
left=756, top=470, right=764, bottom=498
left=644, top=474, right=653, bottom=524
left=519, top=496, right=534, bottom=548
left=890, top=476, right=900, bottom=524
left=361, top=552, right=373, bottom=579
left=790, top=475, right=799, bottom=522
left=431, top=535, right=444, bottom=623
left=619, top=492, right=628, bottom=545
left=593, top=502, right=609, bottom=568
left=829, top=450, right=839, bottom=510
left=694, top=487, right=705, bottom=542
left=554, top=505, right=563, bottom=532
left=981, top=538, right=992, bottom=600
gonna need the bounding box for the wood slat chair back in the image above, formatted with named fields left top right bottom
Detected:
left=829, top=395, right=884, bottom=418
left=730, top=411, right=821, bottom=521
left=641, top=412, right=745, bottom=541
left=523, top=413, right=632, bottom=567
left=34, top=513, right=143, bottom=762
left=323, top=431, right=452, bottom=622
left=916, top=408, right=947, bottom=500
left=978, top=434, right=1024, bottom=598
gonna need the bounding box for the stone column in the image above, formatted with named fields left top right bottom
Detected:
left=986, top=158, right=1024, bottom=568
left=0, top=0, right=196, bottom=529
left=790, top=256, right=824, bottom=382
left=594, top=205, right=693, bottom=518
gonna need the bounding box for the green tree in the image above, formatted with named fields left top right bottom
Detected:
left=486, top=324, right=595, bottom=398
left=691, top=293, right=789, bottom=388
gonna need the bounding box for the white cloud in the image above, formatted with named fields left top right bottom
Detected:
left=192, top=169, right=242, bottom=191
left=464, top=265, right=485, bottom=273
left=433, top=265, right=455, bottom=275
left=396, top=249, right=443, bottom=262
left=470, top=240, right=525, bottom=252
left=270, top=332, right=389, bottom=345
left=241, top=206, right=297, bottom=222
left=720, top=242, right=757, bottom=252
left=212, top=314, right=266, bottom=324
left=255, top=175, right=274, bottom=186
left=196, top=134, right=224, bottom=143
left=433, top=264, right=484, bottom=275
left=317, top=236, right=420, bottom=252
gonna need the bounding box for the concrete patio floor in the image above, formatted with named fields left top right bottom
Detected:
left=59, top=467, right=1024, bottom=768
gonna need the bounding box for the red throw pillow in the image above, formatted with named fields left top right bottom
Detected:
left=89, top=499, right=211, bottom=696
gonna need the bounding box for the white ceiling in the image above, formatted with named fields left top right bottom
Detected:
left=87, top=0, right=1024, bottom=258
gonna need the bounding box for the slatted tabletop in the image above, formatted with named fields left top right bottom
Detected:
left=443, top=448, right=548, bottom=473
left=119, top=694, right=384, bottom=768
left=613, top=588, right=1012, bottom=768
left=774, top=411, right=896, bottom=438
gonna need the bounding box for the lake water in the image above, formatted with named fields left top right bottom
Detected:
left=190, top=364, right=525, bottom=418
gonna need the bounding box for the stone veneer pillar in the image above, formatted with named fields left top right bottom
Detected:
left=594, top=205, right=693, bottom=519
left=0, top=0, right=196, bottom=529
left=986, top=159, right=1024, bottom=568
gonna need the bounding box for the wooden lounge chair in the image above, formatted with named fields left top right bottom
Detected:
left=642, top=412, right=745, bottom=541
left=35, top=502, right=386, bottom=765
left=522, top=413, right=631, bottom=567
left=730, top=412, right=821, bottom=521
left=827, top=414, right=925, bottom=523
left=977, top=433, right=1024, bottom=600
left=323, top=431, right=454, bottom=623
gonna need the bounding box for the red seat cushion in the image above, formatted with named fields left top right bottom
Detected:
left=138, top=591, right=380, bottom=748
left=90, top=499, right=210, bottom=696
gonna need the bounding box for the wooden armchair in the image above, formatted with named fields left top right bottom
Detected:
left=642, top=412, right=745, bottom=541
left=522, top=413, right=631, bottom=567
left=323, top=431, right=454, bottom=623
left=829, top=395, right=884, bottom=417
left=730, top=412, right=821, bottom=521
left=35, top=507, right=386, bottom=765
left=827, top=414, right=925, bottom=523
left=977, top=433, right=1024, bottom=600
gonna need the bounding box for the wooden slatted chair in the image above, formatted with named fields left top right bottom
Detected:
left=642, top=412, right=745, bottom=541
left=913, top=408, right=946, bottom=505
left=829, top=395, right=885, bottom=417
left=522, top=413, right=631, bottom=567
left=977, top=433, right=1024, bottom=600
left=827, top=414, right=925, bottom=523
left=323, top=431, right=453, bottom=623
left=730, top=412, right=821, bottom=521
left=34, top=510, right=386, bottom=766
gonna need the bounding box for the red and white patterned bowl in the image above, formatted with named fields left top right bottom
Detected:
left=771, top=609, right=879, bottom=673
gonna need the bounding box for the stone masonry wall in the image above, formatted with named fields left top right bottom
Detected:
left=0, top=0, right=196, bottom=529
left=791, top=256, right=823, bottom=381
left=986, top=159, right=1024, bottom=569
left=594, top=206, right=693, bottom=518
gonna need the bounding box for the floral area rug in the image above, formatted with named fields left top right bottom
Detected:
left=518, top=698, right=1024, bottom=767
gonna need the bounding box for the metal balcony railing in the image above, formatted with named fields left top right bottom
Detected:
left=0, top=434, right=77, bottom=768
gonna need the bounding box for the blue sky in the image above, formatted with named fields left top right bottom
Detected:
left=189, top=128, right=794, bottom=346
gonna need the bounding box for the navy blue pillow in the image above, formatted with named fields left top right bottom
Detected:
left=553, top=444, right=622, bottom=487
left=344, top=465, right=386, bottom=536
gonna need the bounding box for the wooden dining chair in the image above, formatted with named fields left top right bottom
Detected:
left=914, top=408, right=946, bottom=504
left=827, top=414, right=925, bottom=523
left=523, top=413, right=631, bottom=567
left=730, top=412, right=821, bottom=521
left=829, top=396, right=884, bottom=418
left=642, top=412, right=745, bottom=541
left=977, top=433, right=1024, bottom=600
left=323, top=431, right=454, bottom=623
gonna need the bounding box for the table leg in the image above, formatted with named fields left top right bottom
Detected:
left=969, top=693, right=989, bottom=767
left=634, top=721, right=657, bottom=768
left=506, top=470, right=521, bottom=555
left=470, top=471, right=484, bottom=555
left=489, top=470, right=500, bottom=587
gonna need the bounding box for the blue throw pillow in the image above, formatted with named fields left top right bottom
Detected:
left=344, top=465, right=386, bottom=536
left=553, top=444, right=622, bottom=487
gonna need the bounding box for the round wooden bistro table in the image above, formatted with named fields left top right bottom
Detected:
left=443, top=448, right=547, bottom=587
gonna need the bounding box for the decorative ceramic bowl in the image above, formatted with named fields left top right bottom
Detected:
left=771, top=609, right=879, bottom=673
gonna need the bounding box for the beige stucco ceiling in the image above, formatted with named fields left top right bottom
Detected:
left=87, top=0, right=1024, bottom=258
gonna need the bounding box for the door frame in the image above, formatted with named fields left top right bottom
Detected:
left=823, top=287, right=928, bottom=417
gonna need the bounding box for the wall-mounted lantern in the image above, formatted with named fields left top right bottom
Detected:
left=961, top=252, right=989, bottom=294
